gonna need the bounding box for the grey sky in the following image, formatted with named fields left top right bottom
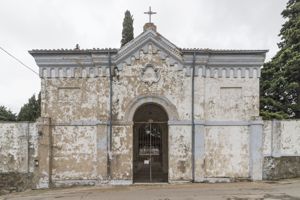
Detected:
left=0, top=0, right=287, bottom=113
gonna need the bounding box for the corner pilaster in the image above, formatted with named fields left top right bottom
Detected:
left=194, top=124, right=205, bottom=182
left=249, top=117, right=263, bottom=181
left=34, top=117, right=52, bottom=188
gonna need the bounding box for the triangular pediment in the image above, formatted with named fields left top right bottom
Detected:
left=114, top=29, right=183, bottom=69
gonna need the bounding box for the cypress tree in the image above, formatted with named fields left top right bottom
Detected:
left=0, top=106, right=16, bottom=121
left=121, top=10, right=134, bottom=47
left=17, top=93, right=41, bottom=121
left=260, top=0, right=300, bottom=119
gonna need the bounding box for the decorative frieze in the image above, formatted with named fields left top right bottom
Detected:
left=39, top=65, right=261, bottom=79
left=39, top=66, right=110, bottom=78
left=183, top=65, right=261, bottom=78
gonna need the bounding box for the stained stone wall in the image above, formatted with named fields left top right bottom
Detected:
left=0, top=173, right=33, bottom=194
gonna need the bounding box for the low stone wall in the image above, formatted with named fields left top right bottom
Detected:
left=263, top=156, right=300, bottom=180
left=0, top=119, right=300, bottom=192
left=262, top=120, right=300, bottom=180
left=0, top=172, right=33, bottom=195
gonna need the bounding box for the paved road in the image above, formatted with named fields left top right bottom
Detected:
left=1, top=179, right=300, bottom=200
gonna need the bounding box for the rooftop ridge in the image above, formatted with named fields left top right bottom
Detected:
left=29, top=47, right=268, bottom=54
left=29, top=48, right=119, bottom=54
left=180, top=48, right=268, bottom=53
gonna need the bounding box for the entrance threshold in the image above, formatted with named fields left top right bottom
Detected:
left=133, top=182, right=169, bottom=185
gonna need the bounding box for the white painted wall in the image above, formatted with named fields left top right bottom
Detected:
left=204, top=126, right=250, bottom=178
left=263, top=120, right=300, bottom=157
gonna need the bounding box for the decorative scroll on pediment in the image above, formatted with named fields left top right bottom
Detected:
left=115, top=42, right=184, bottom=72
left=140, top=64, right=160, bottom=86
left=114, top=30, right=184, bottom=71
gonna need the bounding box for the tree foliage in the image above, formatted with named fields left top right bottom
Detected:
left=17, top=93, right=41, bottom=121
left=260, top=0, right=300, bottom=119
left=0, top=106, right=17, bottom=121
left=121, top=10, right=134, bottom=47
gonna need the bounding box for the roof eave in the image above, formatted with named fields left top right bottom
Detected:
left=28, top=48, right=119, bottom=55
left=181, top=48, right=269, bottom=54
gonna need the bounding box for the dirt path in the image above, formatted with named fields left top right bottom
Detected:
left=1, top=179, right=300, bottom=200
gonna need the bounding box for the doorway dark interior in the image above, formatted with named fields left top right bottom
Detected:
left=133, top=103, right=168, bottom=183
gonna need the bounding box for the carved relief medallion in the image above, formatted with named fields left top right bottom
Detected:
left=140, top=64, right=160, bottom=86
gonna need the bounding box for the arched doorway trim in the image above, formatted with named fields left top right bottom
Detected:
left=124, top=95, right=179, bottom=122
left=132, top=103, right=169, bottom=182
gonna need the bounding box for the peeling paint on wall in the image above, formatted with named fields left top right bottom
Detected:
left=0, top=122, right=37, bottom=173
left=51, top=126, right=100, bottom=180
left=204, top=126, right=249, bottom=178
left=169, top=126, right=192, bottom=181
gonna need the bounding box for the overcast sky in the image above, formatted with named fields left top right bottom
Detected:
left=0, top=0, right=288, bottom=113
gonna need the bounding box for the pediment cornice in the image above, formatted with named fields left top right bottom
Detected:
left=114, top=30, right=183, bottom=68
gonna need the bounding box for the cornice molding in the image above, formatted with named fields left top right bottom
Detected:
left=30, top=29, right=267, bottom=79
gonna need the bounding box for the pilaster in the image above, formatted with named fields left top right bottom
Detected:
left=34, top=117, right=52, bottom=188
left=249, top=117, right=263, bottom=180
left=194, top=124, right=205, bottom=182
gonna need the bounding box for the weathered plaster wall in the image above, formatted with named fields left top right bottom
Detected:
left=204, top=126, right=250, bottom=178
left=40, top=75, right=110, bottom=185
left=263, top=120, right=300, bottom=180
left=111, top=125, right=132, bottom=181
left=52, top=126, right=99, bottom=181
left=263, top=121, right=272, bottom=156
left=169, top=126, right=192, bottom=181
left=193, top=74, right=259, bottom=181
left=41, top=77, right=110, bottom=123
left=114, top=44, right=191, bottom=122
left=0, top=122, right=38, bottom=192
left=201, top=77, right=259, bottom=121
left=263, top=120, right=300, bottom=156
left=280, top=121, right=300, bottom=155
left=0, top=122, right=37, bottom=173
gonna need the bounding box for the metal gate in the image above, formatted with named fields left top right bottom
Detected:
left=133, top=120, right=168, bottom=182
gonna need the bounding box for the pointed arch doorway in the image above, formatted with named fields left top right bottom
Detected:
left=133, top=103, right=168, bottom=183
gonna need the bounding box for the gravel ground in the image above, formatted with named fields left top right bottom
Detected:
left=1, top=179, right=300, bottom=200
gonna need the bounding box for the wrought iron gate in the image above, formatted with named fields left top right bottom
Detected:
left=133, top=120, right=168, bottom=182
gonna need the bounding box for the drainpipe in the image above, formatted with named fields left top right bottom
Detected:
left=48, top=118, right=53, bottom=187
left=108, top=51, right=112, bottom=181
left=191, top=52, right=196, bottom=182
left=27, top=122, right=30, bottom=174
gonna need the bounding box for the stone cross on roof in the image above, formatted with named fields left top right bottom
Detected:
left=144, top=6, right=156, bottom=23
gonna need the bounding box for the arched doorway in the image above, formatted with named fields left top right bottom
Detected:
left=133, top=103, right=168, bottom=182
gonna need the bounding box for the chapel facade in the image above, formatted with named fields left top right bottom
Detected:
left=30, top=22, right=267, bottom=187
